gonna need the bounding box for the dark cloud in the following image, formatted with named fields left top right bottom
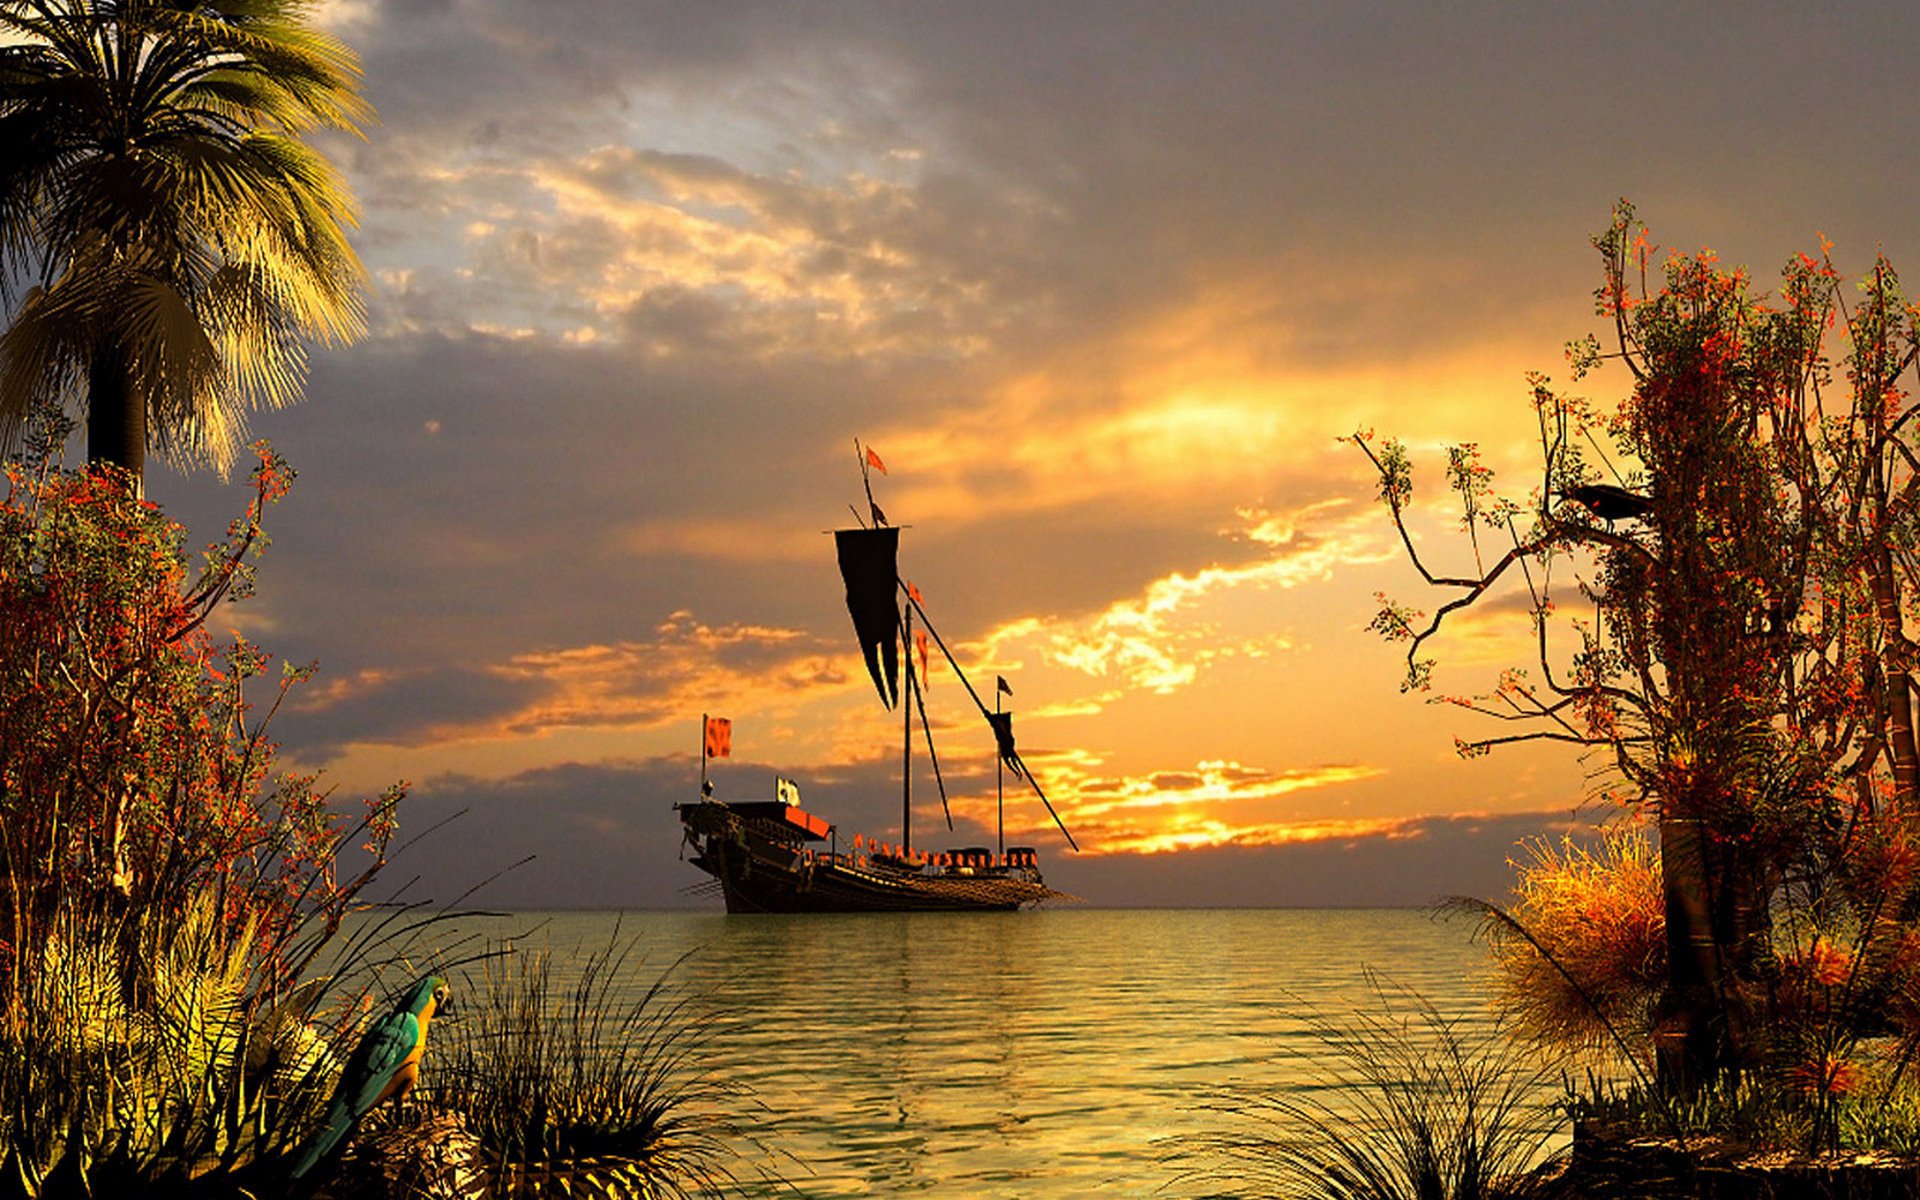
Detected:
left=284, top=667, right=539, bottom=755
left=335, top=2, right=1920, bottom=358
left=1060, top=810, right=1595, bottom=909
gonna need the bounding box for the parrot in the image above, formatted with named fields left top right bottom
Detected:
left=290, top=974, right=452, bottom=1180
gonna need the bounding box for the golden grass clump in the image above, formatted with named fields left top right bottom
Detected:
left=1490, top=825, right=1665, bottom=1058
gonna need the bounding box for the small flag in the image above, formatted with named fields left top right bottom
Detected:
left=997, top=675, right=1013, bottom=697
left=866, top=446, right=888, bottom=475
left=915, top=630, right=930, bottom=685
left=776, top=776, right=801, bottom=805
left=907, top=580, right=923, bottom=604
left=703, top=716, right=732, bottom=759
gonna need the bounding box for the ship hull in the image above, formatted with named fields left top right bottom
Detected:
left=679, top=800, right=1061, bottom=913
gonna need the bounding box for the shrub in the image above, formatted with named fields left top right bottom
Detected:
left=1486, top=826, right=1665, bottom=1061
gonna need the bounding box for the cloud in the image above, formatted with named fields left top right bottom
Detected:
left=992, top=757, right=1394, bottom=857
left=967, top=500, right=1389, bottom=699
left=135, top=0, right=1920, bottom=909
left=284, top=610, right=846, bottom=757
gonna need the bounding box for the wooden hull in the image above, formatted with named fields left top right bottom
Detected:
left=678, top=801, right=1063, bottom=913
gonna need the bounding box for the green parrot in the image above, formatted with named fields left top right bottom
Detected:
left=290, top=975, right=452, bottom=1180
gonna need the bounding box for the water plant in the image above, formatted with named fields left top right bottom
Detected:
left=1173, top=980, right=1566, bottom=1200
left=397, top=934, right=780, bottom=1200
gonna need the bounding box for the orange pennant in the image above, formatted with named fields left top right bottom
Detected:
left=915, top=630, right=930, bottom=684
left=866, top=446, right=888, bottom=475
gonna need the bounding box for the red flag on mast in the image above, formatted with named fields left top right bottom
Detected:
left=915, top=630, right=930, bottom=684
left=866, top=446, right=888, bottom=475
left=703, top=716, right=732, bottom=758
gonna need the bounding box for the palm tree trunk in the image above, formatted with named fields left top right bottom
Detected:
left=86, top=344, right=144, bottom=492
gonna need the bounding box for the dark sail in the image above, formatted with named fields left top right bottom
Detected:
left=988, top=711, right=1024, bottom=778
left=835, top=526, right=900, bottom=708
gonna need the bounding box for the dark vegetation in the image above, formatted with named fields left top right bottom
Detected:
left=1180, top=201, right=1920, bottom=1199
left=1174, top=979, right=1566, bottom=1200
left=0, top=4, right=770, bottom=1196
left=1334, top=202, right=1920, bottom=1191
left=0, top=413, right=769, bottom=1198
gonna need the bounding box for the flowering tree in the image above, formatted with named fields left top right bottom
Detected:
left=1358, top=202, right=1920, bottom=1110
left=0, top=416, right=401, bottom=994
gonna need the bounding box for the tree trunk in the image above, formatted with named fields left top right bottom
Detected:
left=86, top=345, right=144, bottom=494
left=1655, top=813, right=1718, bottom=1091
left=1873, top=543, right=1919, bottom=808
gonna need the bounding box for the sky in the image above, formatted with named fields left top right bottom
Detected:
left=127, top=0, right=1920, bottom=908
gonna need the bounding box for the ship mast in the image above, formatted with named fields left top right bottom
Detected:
left=836, top=437, right=1076, bottom=854
left=904, top=590, right=1079, bottom=852
left=995, top=686, right=1004, bottom=857
left=902, top=600, right=912, bottom=854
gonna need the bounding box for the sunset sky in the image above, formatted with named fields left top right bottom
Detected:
left=135, top=1, right=1920, bottom=908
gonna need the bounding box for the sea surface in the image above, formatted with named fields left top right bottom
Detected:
left=427, top=908, right=1557, bottom=1198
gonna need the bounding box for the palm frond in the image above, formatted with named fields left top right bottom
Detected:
left=0, top=0, right=371, bottom=477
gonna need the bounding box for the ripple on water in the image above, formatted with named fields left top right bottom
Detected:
left=437, top=908, right=1504, bottom=1199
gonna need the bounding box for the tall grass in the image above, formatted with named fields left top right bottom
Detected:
left=1173, top=980, right=1566, bottom=1200
left=406, top=934, right=783, bottom=1200
left=1485, top=829, right=1664, bottom=1062
left=0, top=905, right=782, bottom=1199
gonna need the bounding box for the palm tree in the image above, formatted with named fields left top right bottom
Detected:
left=0, top=0, right=370, bottom=488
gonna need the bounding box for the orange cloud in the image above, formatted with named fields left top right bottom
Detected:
left=969, top=501, right=1388, bottom=698
left=362, top=141, right=1028, bottom=361
left=293, top=609, right=852, bottom=750
left=919, top=753, right=1391, bottom=858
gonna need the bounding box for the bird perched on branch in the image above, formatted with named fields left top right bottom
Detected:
left=1567, top=482, right=1653, bottom=523
left=291, top=975, right=452, bottom=1180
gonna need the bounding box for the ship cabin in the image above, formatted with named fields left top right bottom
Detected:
left=716, top=800, right=831, bottom=845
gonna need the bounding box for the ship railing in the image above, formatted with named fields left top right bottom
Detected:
left=797, top=846, right=1045, bottom=879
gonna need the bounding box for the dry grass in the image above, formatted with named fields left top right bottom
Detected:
left=0, top=893, right=340, bottom=1197
left=1483, top=827, right=1664, bottom=1060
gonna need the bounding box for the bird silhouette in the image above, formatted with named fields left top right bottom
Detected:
left=290, top=975, right=451, bottom=1180
left=1567, top=482, right=1652, bottom=523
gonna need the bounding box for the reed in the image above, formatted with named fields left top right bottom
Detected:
left=1172, top=979, right=1566, bottom=1200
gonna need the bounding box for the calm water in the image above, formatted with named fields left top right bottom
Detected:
left=440, top=908, right=1541, bottom=1198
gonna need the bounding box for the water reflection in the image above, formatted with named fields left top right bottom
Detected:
left=427, top=909, right=1497, bottom=1199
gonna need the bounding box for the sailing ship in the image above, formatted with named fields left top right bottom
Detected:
left=676, top=444, right=1078, bottom=913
